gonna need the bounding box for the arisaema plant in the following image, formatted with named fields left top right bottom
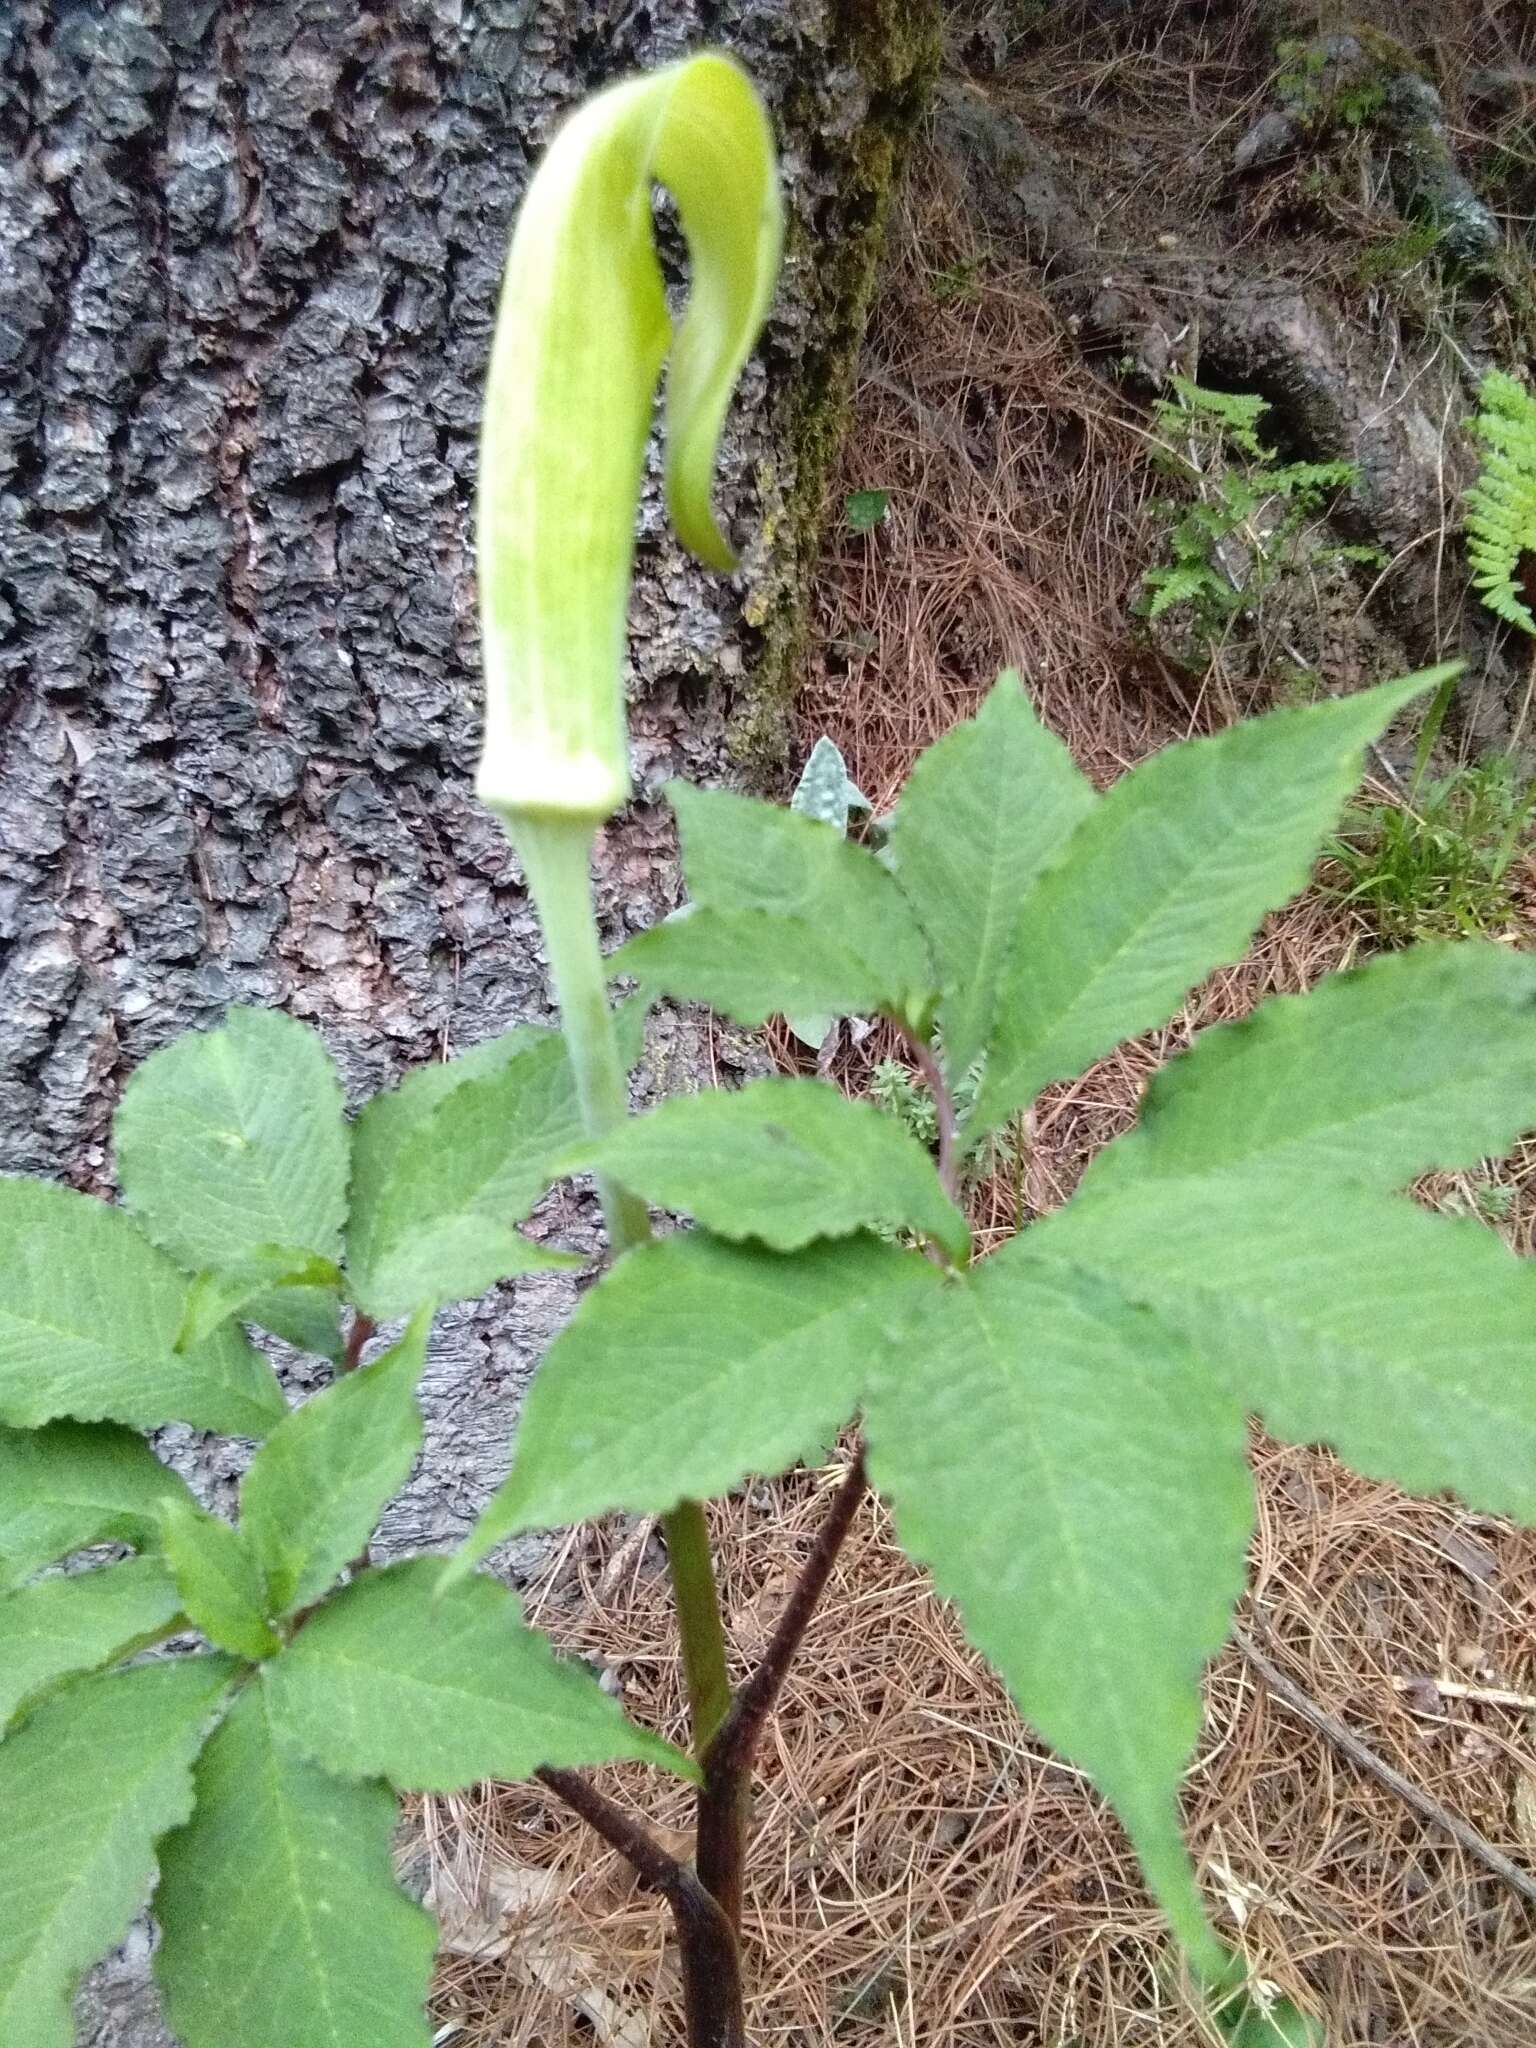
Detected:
left=3, top=48, right=1534, bottom=2048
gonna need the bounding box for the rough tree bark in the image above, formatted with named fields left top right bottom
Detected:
left=0, top=3, right=935, bottom=2041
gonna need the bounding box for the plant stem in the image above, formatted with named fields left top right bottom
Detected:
left=508, top=812, right=733, bottom=1760
left=535, top=1765, right=688, bottom=1889
left=896, top=1025, right=959, bottom=1206
left=665, top=1497, right=734, bottom=1750
left=538, top=1768, right=747, bottom=2048
left=510, top=814, right=653, bottom=1251
left=322, top=1311, right=382, bottom=1584
left=341, top=1311, right=375, bottom=1374
left=696, top=1450, right=870, bottom=1930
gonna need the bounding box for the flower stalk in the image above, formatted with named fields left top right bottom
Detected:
left=512, top=812, right=733, bottom=1757
left=475, top=48, right=784, bottom=2025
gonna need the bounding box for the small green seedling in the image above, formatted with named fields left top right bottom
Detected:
left=845, top=487, right=891, bottom=532
left=5, top=52, right=1536, bottom=2048
left=1140, top=376, right=1359, bottom=660
left=1325, top=751, right=1534, bottom=944
left=786, top=734, right=869, bottom=1048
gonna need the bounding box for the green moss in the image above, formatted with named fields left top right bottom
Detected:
left=1277, top=26, right=1424, bottom=128
left=730, top=0, right=941, bottom=783
left=1276, top=22, right=1428, bottom=111
left=1276, top=25, right=1499, bottom=273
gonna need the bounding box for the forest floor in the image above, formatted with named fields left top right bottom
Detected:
left=422, top=5, right=1536, bottom=2042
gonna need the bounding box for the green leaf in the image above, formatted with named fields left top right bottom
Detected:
left=176, top=1250, right=344, bottom=1353
left=675, top=781, right=933, bottom=1000
left=970, top=670, right=1443, bottom=1140
left=786, top=1011, right=836, bottom=1050
left=864, top=1250, right=1250, bottom=1972
left=244, top=1286, right=345, bottom=1364
left=1144, top=562, right=1217, bottom=617
left=616, top=907, right=912, bottom=1028
left=263, top=1558, right=691, bottom=1790
left=0, top=1423, right=198, bottom=1594
left=240, top=1312, right=429, bottom=1615
left=1032, top=1171, right=1536, bottom=1524
left=1212, top=1983, right=1322, bottom=2048
left=459, top=1232, right=940, bottom=1564
left=160, top=1499, right=279, bottom=1661
left=890, top=673, right=1096, bottom=1083
left=0, top=1179, right=287, bottom=1439
left=345, top=1025, right=589, bottom=1319
left=845, top=487, right=890, bottom=532
left=791, top=735, right=869, bottom=833
left=617, top=781, right=939, bottom=1030
left=0, top=1655, right=235, bottom=2048
left=787, top=740, right=868, bottom=1050
left=114, top=1007, right=349, bottom=1275
left=1080, top=941, right=1536, bottom=1200
left=563, top=1077, right=969, bottom=1257
left=0, top=1559, right=183, bottom=1731
left=112, top=1003, right=354, bottom=1359
left=154, top=1684, right=434, bottom=2048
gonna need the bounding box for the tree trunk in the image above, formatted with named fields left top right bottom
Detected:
left=0, top=3, right=934, bottom=2042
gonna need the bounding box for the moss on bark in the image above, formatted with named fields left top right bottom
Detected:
left=731, top=0, right=942, bottom=781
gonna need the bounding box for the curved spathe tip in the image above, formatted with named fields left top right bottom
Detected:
left=476, top=51, right=783, bottom=826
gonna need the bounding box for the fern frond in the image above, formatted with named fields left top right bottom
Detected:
left=1262, top=460, right=1356, bottom=501
left=1465, top=369, right=1536, bottom=636
left=1160, top=374, right=1272, bottom=459
left=1144, top=563, right=1224, bottom=617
